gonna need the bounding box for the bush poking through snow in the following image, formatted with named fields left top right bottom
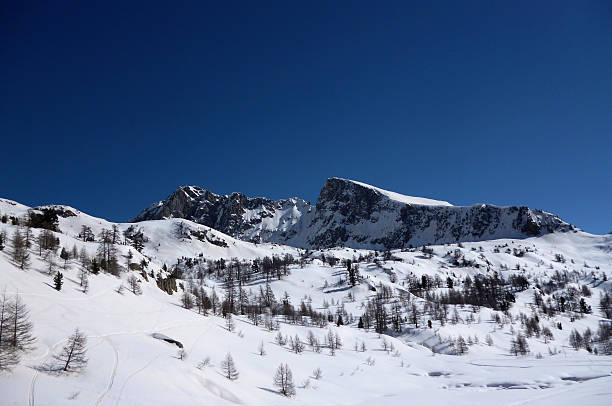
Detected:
left=196, top=356, right=211, bottom=369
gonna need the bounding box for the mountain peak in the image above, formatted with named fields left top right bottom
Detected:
left=325, top=177, right=453, bottom=206
left=133, top=185, right=311, bottom=243
left=134, top=179, right=572, bottom=249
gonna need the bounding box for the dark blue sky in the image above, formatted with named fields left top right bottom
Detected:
left=1, top=1, right=610, bottom=233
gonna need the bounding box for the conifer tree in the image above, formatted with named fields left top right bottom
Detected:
left=54, top=272, right=63, bottom=291
left=55, top=328, right=88, bottom=372
left=220, top=352, right=238, bottom=380
left=60, top=247, right=70, bottom=269
left=127, top=275, right=142, bottom=295
left=510, top=333, right=530, bottom=356
left=273, top=363, right=296, bottom=397
left=456, top=335, right=468, bottom=355
left=291, top=334, right=304, bottom=354
left=0, top=293, right=18, bottom=370
left=226, top=313, right=235, bottom=332
left=0, top=293, right=35, bottom=370
left=181, top=291, right=194, bottom=309
left=78, top=267, right=89, bottom=288
left=11, top=229, right=30, bottom=270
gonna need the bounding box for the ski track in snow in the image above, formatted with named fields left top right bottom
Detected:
left=28, top=369, right=37, bottom=406
left=28, top=339, right=68, bottom=406
left=93, top=337, right=119, bottom=406
left=506, top=377, right=606, bottom=406
left=113, top=354, right=160, bottom=406
left=112, top=317, right=214, bottom=405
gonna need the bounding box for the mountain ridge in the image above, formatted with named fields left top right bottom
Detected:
left=133, top=178, right=574, bottom=249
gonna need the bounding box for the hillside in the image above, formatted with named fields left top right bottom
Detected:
left=0, top=198, right=611, bottom=405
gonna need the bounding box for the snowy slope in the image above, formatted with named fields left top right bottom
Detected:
left=1, top=198, right=611, bottom=406
left=342, top=178, right=453, bottom=206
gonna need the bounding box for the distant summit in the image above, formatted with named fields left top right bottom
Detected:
left=134, top=178, right=574, bottom=249
left=133, top=185, right=312, bottom=244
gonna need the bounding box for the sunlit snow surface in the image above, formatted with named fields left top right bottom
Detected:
left=1, top=198, right=611, bottom=405
left=339, top=178, right=453, bottom=206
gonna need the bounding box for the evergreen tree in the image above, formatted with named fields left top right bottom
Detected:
left=542, top=327, right=554, bottom=343
left=81, top=274, right=89, bottom=294
left=275, top=330, right=286, bottom=346
left=600, top=293, right=612, bottom=319
left=54, top=328, right=87, bottom=372
left=54, top=272, right=64, bottom=291
left=127, top=275, right=142, bottom=295
left=291, top=334, right=304, bottom=354
left=37, top=229, right=58, bottom=256
left=181, top=291, right=194, bottom=309
left=79, top=247, right=89, bottom=269
left=456, top=335, right=468, bottom=355
left=373, top=295, right=387, bottom=334
left=71, top=245, right=79, bottom=260
left=0, top=293, right=35, bottom=370
left=510, top=333, right=530, bottom=356
left=346, top=259, right=356, bottom=286
left=7, top=295, right=35, bottom=351
left=226, top=313, right=235, bottom=332
left=263, top=280, right=276, bottom=307
left=53, top=272, right=64, bottom=291
left=78, top=225, right=95, bottom=242
left=60, top=247, right=70, bottom=269
left=569, top=329, right=583, bottom=350
left=11, top=229, right=30, bottom=270
left=0, top=293, right=18, bottom=370
left=220, top=352, right=239, bottom=380
left=97, top=229, right=120, bottom=275
left=273, top=363, right=296, bottom=397
left=45, top=251, right=57, bottom=274
left=90, top=258, right=100, bottom=275
left=78, top=268, right=89, bottom=288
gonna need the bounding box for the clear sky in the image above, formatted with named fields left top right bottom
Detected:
left=1, top=1, right=610, bottom=233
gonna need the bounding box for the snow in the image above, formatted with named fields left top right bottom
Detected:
left=1, top=198, right=611, bottom=405
left=337, top=178, right=453, bottom=206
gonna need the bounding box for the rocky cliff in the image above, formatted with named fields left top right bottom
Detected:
left=134, top=178, right=573, bottom=249
left=133, top=186, right=312, bottom=243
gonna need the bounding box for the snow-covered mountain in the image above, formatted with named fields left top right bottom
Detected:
left=133, top=185, right=312, bottom=244
left=1, top=196, right=612, bottom=406
left=135, top=178, right=574, bottom=250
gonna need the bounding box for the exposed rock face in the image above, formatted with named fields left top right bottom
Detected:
left=134, top=178, right=573, bottom=249
left=33, top=205, right=78, bottom=218
left=133, top=186, right=312, bottom=243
